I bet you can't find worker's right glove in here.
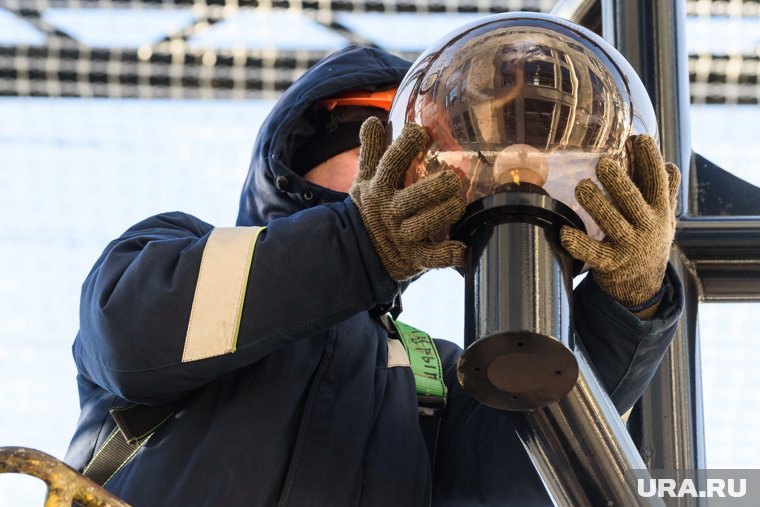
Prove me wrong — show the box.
[560,135,680,316]
[349,117,467,281]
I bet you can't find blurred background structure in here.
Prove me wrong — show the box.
[1,0,759,503]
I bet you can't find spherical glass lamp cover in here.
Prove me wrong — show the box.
[390,12,658,241]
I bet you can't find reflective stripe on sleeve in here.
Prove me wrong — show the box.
[182,226,264,363]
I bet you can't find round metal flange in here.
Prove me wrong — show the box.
[457,331,579,411]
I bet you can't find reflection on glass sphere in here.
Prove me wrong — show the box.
[390,12,658,241]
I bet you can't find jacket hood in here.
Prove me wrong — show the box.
[237,45,412,226]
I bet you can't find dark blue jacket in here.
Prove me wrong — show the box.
[65,45,684,506]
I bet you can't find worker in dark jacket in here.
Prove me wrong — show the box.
[65,45,683,506]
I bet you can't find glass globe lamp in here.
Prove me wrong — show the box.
[389,12,658,242]
[388,12,659,411]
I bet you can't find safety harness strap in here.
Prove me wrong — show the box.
[83,399,183,486]
[390,319,447,411]
[83,428,151,487]
[84,318,447,486]
[386,317,447,467]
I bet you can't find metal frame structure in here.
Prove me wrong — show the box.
[1,1,759,102]
[555,0,760,504]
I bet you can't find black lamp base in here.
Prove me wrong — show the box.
[453,189,586,411]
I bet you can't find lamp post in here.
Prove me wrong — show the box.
[389,12,669,505]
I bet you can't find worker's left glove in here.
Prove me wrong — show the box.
[349,117,467,281]
[559,135,681,312]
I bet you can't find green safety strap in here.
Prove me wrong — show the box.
[391,319,447,410]
[389,318,447,465]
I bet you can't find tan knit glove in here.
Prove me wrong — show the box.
[350,117,467,281]
[560,135,681,313]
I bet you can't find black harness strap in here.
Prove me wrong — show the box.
[83,314,446,484]
[83,400,182,486]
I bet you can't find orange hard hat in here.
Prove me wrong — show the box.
[319,88,397,112]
